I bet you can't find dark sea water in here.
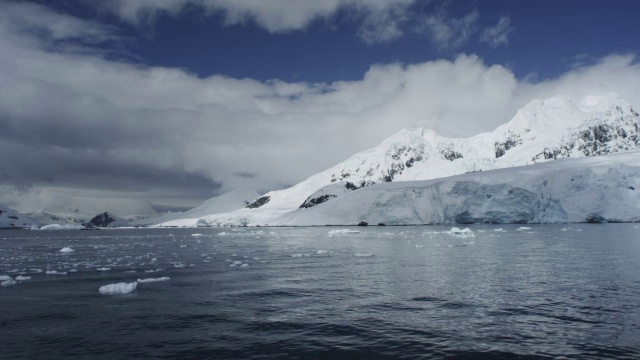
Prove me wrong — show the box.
[1,225,639,359]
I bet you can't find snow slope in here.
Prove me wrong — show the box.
[159,93,640,227]
[0,203,38,229]
[144,189,259,227]
[272,150,640,225]
[248,93,640,211]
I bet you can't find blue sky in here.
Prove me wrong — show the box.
[0,0,639,213]
[29,0,640,82]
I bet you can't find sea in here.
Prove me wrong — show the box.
[1,224,639,359]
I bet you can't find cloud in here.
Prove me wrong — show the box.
[417,7,479,49]
[480,16,514,48]
[105,0,416,42]
[0,1,117,44]
[1,2,640,213]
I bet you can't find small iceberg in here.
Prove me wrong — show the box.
[191,233,204,237]
[40,224,84,230]
[137,277,170,283]
[328,229,360,236]
[96,267,111,271]
[45,270,67,275]
[99,282,137,295]
[517,227,532,231]
[0,275,12,281]
[59,247,75,253]
[1,279,17,287]
[15,276,31,281]
[445,227,475,238]
[354,253,374,257]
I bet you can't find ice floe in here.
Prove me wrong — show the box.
[46,270,67,275]
[137,277,170,283]
[15,276,31,281]
[354,253,374,257]
[444,227,475,238]
[0,275,11,281]
[1,279,17,287]
[328,229,360,236]
[99,282,137,295]
[59,247,75,253]
[39,224,84,230]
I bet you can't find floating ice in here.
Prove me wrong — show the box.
[98,282,137,295]
[145,269,163,273]
[46,270,67,275]
[96,267,111,271]
[15,276,31,281]
[445,227,475,238]
[191,234,204,237]
[415,244,425,248]
[1,279,17,287]
[40,224,84,230]
[316,250,329,254]
[59,247,75,253]
[493,228,506,232]
[0,275,11,281]
[217,232,229,236]
[69,269,79,273]
[241,263,249,268]
[137,277,170,283]
[354,253,374,257]
[290,253,312,258]
[230,261,243,267]
[328,229,360,235]
[517,227,532,230]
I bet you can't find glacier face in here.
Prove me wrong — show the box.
[270,150,640,226]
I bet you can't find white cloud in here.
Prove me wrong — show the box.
[0,2,117,44]
[1,2,640,211]
[418,7,479,49]
[480,16,514,48]
[106,0,416,43]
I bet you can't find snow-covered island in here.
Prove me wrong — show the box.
[156,93,640,227]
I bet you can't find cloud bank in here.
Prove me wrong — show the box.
[0,2,639,213]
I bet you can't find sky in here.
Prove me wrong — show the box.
[1,0,640,216]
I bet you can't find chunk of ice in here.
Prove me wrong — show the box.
[328,229,360,235]
[46,270,67,275]
[1,279,17,287]
[445,227,475,238]
[98,282,137,295]
[59,247,75,253]
[15,276,31,281]
[137,277,170,283]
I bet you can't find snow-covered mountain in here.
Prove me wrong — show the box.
[249,93,639,210]
[139,189,258,226]
[158,93,640,227]
[0,203,38,229]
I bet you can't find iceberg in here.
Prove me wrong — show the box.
[98,282,137,295]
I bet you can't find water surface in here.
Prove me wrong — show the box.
[1,225,639,359]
